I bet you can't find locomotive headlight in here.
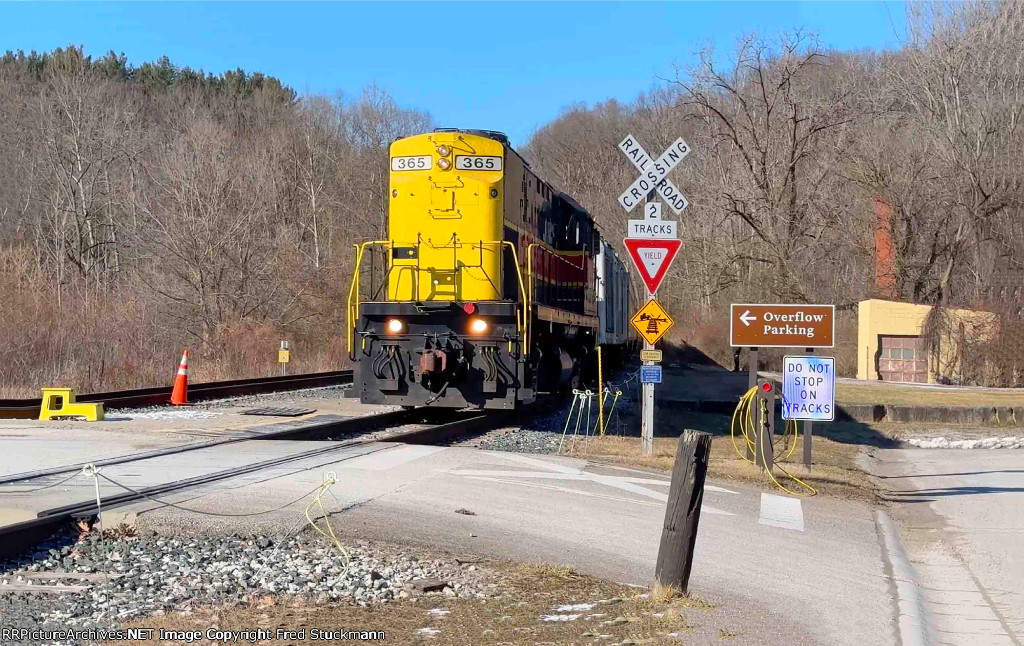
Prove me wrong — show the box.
[385,318,405,334]
[469,317,488,334]
[437,145,451,157]
[437,157,452,171]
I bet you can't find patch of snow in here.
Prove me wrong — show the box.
[539,613,582,622]
[426,609,450,616]
[121,410,224,421]
[416,627,441,635]
[905,435,1022,450]
[554,602,596,612]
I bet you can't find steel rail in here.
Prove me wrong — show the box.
[0,370,354,419]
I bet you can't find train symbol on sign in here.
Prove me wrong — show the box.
[639,312,669,334]
[630,299,675,345]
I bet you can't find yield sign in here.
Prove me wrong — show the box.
[623,238,682,294]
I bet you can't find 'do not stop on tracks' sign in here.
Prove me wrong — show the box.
[730,304,835,348]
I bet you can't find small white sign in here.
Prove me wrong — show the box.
[646,202,662,220]
[782,356,836,421]
[628,219,677,239]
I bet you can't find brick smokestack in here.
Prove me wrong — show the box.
[874,197,897,299]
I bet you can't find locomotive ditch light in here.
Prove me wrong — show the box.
[469,317,488,334]
[385,318,405,334]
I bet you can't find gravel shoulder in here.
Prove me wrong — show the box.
[2,525,729,646]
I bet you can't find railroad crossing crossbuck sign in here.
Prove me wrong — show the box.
[618,133,689,295]
[631,299,675,345]
[618,135,690,214]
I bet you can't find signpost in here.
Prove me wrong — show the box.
[630,299,675,346]
[782,353,835,468]
[623,239,682,295]
[640,349,663,362]
[618,133,690,455]
[730,303,836,468]
[782,356,836,422]
[729,304,835,348]
[640,365,663,384]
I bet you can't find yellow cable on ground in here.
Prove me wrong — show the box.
[730,386,816,496]
[304,471,350,575]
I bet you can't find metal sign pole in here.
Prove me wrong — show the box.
[640,186,656,457]
[803,347,814,468]
[618,133,690,458]
[642,334,655,455]
[746,347,758,460]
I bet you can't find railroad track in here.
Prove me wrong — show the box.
[0,370,354,419]
[0,404,524,557]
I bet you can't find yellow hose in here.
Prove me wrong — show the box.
[731,386,816,496]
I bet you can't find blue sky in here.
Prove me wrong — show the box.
[1,2,906,146]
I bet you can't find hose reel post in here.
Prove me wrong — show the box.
[755,379,776,471]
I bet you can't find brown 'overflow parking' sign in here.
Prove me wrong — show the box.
[730,304,835,348]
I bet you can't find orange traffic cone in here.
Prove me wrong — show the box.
[170,350,190,405]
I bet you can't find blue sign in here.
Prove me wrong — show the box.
[640,365,663,384]
[782,356,835,421]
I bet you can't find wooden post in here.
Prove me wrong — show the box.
[654,429,712,594]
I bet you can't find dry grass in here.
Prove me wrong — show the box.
[567,433,877,501]
[111,563,727,645]
[835,381,1024,407]
[0,252,347,398]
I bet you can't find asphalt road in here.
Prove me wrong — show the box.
[72,441,902,646]
[871,448,1024,645]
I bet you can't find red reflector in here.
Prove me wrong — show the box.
[463,302,477,315]
[762,382,772,392]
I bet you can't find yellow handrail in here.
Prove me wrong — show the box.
[346,240,391,356]
[502,241,529,352]
[346,239,529,356]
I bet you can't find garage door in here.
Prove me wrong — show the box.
[878,336,927,383]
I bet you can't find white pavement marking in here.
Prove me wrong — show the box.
[337,444,445,471]
[758,493,805,532]
[455,453,737,517]
[464,476,734,516]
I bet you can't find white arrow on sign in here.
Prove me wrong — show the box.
[740,310,757,326]
[618,134,690,214]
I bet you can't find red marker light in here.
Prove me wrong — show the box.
[463,302,477,315]
[762,382,772,392]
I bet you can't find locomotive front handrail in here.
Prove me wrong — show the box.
[346,239,528,358]
[347,239,392,357]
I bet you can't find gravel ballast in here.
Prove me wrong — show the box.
[0,529,486,641]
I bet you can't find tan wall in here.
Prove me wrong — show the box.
[857,299,934,381]
[857,299,996,382]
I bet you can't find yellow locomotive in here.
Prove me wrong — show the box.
[348,129,630,409]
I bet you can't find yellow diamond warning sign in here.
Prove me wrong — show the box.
[630,299,674,345]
